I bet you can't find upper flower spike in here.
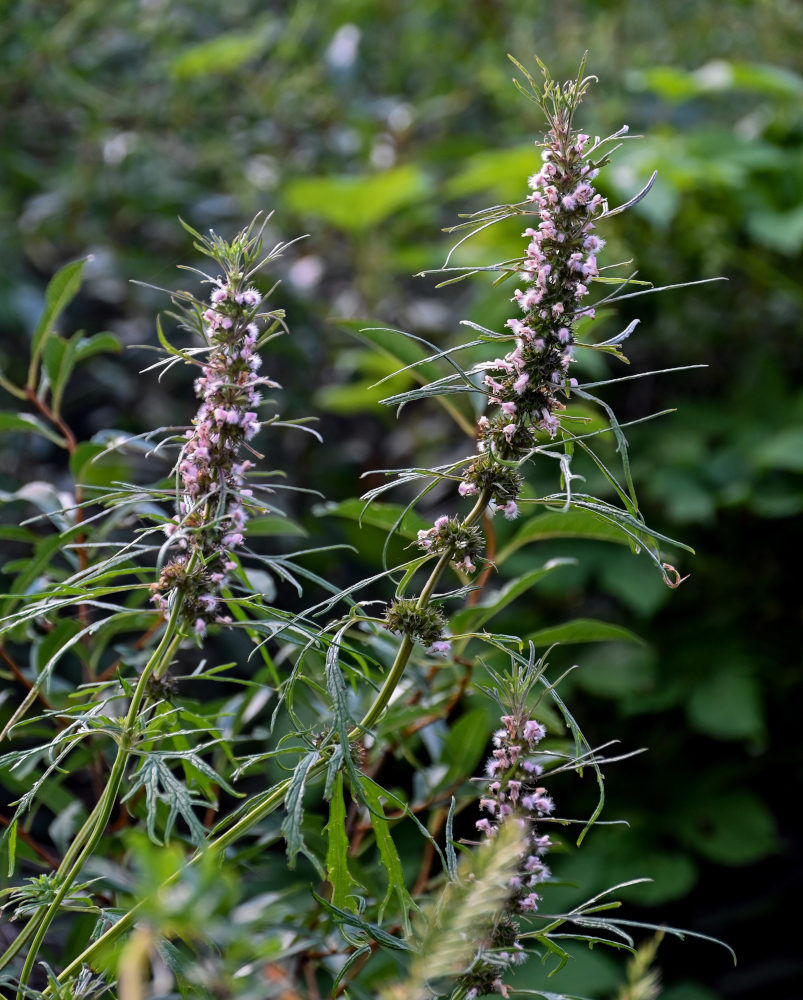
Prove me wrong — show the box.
[151,218,291,636]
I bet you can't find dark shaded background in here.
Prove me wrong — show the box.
[1,2,801,998]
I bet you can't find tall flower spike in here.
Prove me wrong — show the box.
[460,59,609,499]
[150,219,290,636]
[458,710,554,998]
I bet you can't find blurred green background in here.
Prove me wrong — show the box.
[1,1,801,997]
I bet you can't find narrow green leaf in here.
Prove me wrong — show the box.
[28,257,89,387]
[444,797,458,882]
[155,314,188,359]
[349,325,476,434]
[325,771,360,913]
[43,330,86,415]
[360,777,415,932]
[42,334,67,391]
[7,819,17,877]
[439,709,489,786]
[311,890,413,951]
[527,619,645,647]
[332,944,372,991]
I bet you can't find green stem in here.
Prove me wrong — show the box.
[53,775,296,989]
[53,489,494,989]
[354,486,492,735]
[13,604,183,996]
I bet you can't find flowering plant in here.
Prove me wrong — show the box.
[0,57,730,1000]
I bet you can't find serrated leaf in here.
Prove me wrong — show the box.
[123,755,210,846]
[527,619,645,648]
[324,626,365,795]
[360,777,415,933]
[29,257,88,387]
[325,771,361,913]
[280,750,321,870]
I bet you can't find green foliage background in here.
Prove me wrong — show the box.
[1,1,801,997]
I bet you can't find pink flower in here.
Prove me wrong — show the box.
[533,835,552,855]
[519,892,541,912]
[523,720,546,744]
[533,793,554,815]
